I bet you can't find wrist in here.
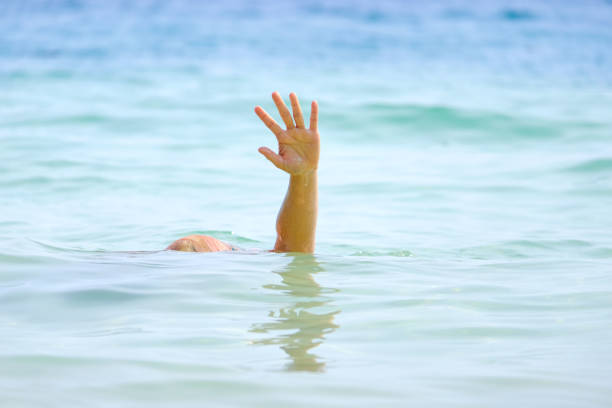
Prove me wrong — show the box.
[290,170,317,188]
[290,168,317,179]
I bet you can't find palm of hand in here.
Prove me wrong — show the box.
[276,128,320,175]
[255,92,319,176]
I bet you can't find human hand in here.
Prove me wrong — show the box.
[255,92,319,176]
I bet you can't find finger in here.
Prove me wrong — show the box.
[309,100,318,131]
[258,147,284,170]
[272,92,295,129]
[255,106,283,136]
[289,92,305,128]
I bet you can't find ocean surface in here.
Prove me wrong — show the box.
[1,0,612,406]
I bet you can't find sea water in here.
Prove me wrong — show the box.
[1,0,612,406]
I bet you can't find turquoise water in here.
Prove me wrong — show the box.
[2,1,612,406]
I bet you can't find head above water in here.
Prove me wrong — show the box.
[166,235,233,252]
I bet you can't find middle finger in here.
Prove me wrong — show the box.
[272,92,295,129]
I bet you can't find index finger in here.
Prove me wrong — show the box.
[255,106,283,136]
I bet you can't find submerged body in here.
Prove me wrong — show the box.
[167,92,320,253]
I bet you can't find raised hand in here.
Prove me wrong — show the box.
[255,92,319,176]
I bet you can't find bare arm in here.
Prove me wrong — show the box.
[255,92,320,253]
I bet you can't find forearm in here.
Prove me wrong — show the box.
[274,172,318,253]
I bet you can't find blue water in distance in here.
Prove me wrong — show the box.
[1,1,612,407]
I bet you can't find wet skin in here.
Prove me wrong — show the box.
[166,234,233,252]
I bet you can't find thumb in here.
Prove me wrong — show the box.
[258,147,284,170]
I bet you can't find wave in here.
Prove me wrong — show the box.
[565,158,612,173]
[440,7,538,22]
[499,8,537,21]
[28,239,104,254]
[350,250,412,257]
[0,252,64,265]
[328,103,607,144]
[457,239,612,260]
[0,175,113,187]
[25,234,259,259]
[0,114,159,134]
[62,288,153,304]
